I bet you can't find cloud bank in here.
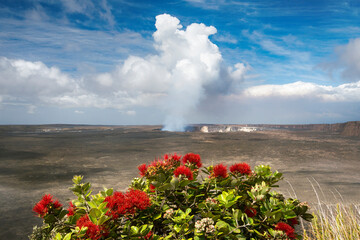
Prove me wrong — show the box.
[242,80,360,102]
[0,14,247,130]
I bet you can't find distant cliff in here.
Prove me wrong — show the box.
[261,121,360,137]
[341,121,360,136]
[190,121,360,137]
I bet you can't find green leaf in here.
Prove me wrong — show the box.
[158,173,166,182]
[233,209,240,220]
[140,225,149,235]
[63,233,72,240]
[58,209,68,219]
[106,188,113,196]
[82,182,91,192]
[158,183,172,191]
[89,208,102,219]
[153,213,162,220]
[302,213,314,221]
[88,214,97,224]
[72,175,83,184]
[170,177,179,188]
[197,203,206,209]
[216,220,229,231]
[44,214,56,224]
[97,215,109,225]
[86,190,93,197]
[179,179,191,187]
[130,226,139,235]
[174,224,181,233]
[55,233,62,240]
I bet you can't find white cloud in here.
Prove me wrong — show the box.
[334,38,360,81]
[0,57,76,100]
[86,14,247,131]
[319,38,360,83]
[242,80,360,102]
[0,14,247,130]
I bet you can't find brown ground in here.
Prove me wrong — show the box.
[0,125,359,239]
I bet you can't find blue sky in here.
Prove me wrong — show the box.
[0,0,359,129]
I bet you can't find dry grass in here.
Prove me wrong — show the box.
[303,203,360,240]
[299,179,360,240]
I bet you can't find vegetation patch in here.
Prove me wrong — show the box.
[30,153,313,239]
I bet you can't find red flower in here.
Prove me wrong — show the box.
[245,207,257,218]
[164,153,182,167]
[182,153,202,168]
[33,202,48,217]
[67,202,76,216]
[105,191,131,218]
[138,164,148,177]
[105,192,130,217]
[174,166,193,180]
[144,231,153,239]
[53,200,62,209]
[33,194,62,217]
[212,164,228,178]
[126,189,152,211]
[230,163,251,175]
[76,214,106,240]
[275,222,296,239]
[169,153,181,162]
[40,194,53,206]
[149,184,156,192]
[105,190,151,219]
[288,217,299,226]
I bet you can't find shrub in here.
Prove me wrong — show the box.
[30,153,313,239]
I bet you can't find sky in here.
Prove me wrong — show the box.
[0,0,359,130]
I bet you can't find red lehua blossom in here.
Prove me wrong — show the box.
[164,153,182,166]
[53,200,62,209]
[160,153,181,170]
[144,231,153,239]
[33,202,48,217]
[105,191,131,218]
[229,163,252,175]
[149,184,156,192]
[105,190,151,218]
[213,164,228,178]
[126,189,152,211]
[67,202,76,216]
[33,194,62,217]
[149,159,167,168]
[288,217,299,226]
[168,153,181,162]
[182,153,202,168]
[138,164,148,177]
[275,222,296,239]
[244,207,257,218]
[40,194,53,206]
[174,166,193,180]
[146,159,168,176]
[76,214,105,240]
